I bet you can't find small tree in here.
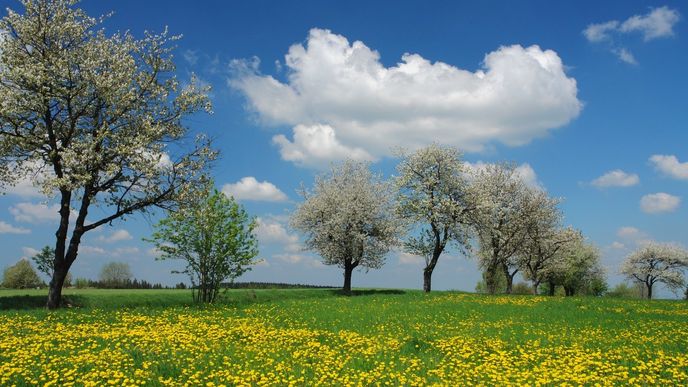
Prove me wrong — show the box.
[31,245,72,286]
[2,259,43,288]
[620,242,688,299]
[99,262,132,288]
[0,0,214,309]
[148,188,259,303]
[291,160,400,295]
[395,144,474,292]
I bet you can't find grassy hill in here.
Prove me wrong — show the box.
[1,288,686,385]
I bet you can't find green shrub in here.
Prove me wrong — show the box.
[2,259,43,289]
[606,282,643,299]
[75,278,90,289]
[512,282,534,295]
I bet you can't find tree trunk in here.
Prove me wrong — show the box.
[423,268,433,292]
[548,280,556,296]
[343,266,353,295]
[532,280,540,295]
[646,283,653,300]
[47,190,73,309]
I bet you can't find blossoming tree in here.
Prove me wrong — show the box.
[621,242,688,299]
[291,160,399,295]
[0,0,214,308]
[395,144,474,292]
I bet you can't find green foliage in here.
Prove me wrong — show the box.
[2,260,43,289]
[148,187,259,303]
[31,246,54,279]
[606,283,643,299]
[74,278,90,289]
[511,282,533,295]
[475,269,507,294]
[99,262,133,288]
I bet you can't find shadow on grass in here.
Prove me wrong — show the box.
[0,295,86,310]
[328,289,407,297]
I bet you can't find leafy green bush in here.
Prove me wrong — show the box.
[2,259,43,289]
[512,282,534,295]
[606,283,642,299]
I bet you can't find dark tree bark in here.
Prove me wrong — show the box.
[548,280,556,296]
[646,282,653,300]
[342,259,359,295]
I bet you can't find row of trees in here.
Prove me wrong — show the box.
[291,146,688,299]
[291,145,605,295]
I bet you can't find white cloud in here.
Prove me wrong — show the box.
[591,169,639,188]
[0,221,31,234]
[9,202,60,223]
[222,177,288,202]
[640,192,680,214]
[465,161,543,189]
[398,252,424,265]
[583,7,680,64]
[583,21,620,42]
[79,245,106,255]
[273,124,375,167]
[183,49,199,66]
[255,217,299,249]
[98,229,133,243]
[112,247,140,257]
[620,6,681,41]
[273,253,323,268]
[649,154,688,180]
[21,247,40,260]
[610,241,625,249]
[617,226,642,239]
[613,48,637,65]
[230,29,581,166]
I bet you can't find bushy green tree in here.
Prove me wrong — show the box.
[2,259,43,288]
[148,187,259,303]
[99,262,133,288]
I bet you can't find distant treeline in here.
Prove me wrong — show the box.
[221,282,337,289]
[73,278,184,290]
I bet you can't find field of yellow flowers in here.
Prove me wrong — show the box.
[0,289,686,386]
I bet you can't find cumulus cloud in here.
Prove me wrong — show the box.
[649,154,688,180]
[230,28,581,166]
[591,169,639,188]
[255,217,300,252]
[640,192,680,214]
[583,6,680,64]
[273,124,375,168]
[222,177,288,202]
[20,246,40,260]
[0,221,30,234]
[9,202,60,223]
[79,245,106,255]
[98,229,133,243]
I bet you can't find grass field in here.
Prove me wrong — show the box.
[1,288,686,386]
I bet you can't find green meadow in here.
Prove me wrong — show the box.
[1,288,686,386]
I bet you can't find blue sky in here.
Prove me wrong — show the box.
[1,0,687,297]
